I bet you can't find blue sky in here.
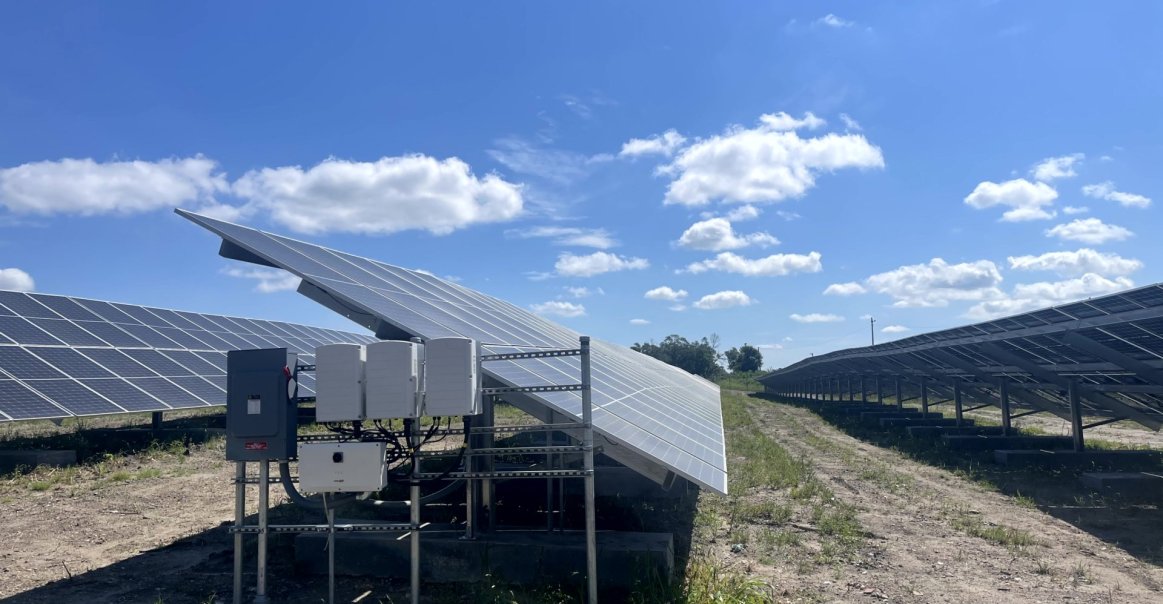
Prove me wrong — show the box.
[1,2,1161,369]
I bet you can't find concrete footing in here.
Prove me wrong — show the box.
[294,530,674,589]
[1080,472,1163,498]
[0,450,77,473]
[994,449,1163,467]
[881,417,972,428]
[941,435,1074,451]
[907,426,1006,438]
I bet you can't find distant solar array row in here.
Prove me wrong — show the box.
[179,209,728,494]
[760,284,1163,430]
[0,290,377,422]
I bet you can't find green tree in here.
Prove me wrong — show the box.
[631,334,724,380]
[724,343,763,373]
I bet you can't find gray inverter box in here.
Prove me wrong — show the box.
[365,340,422,419]
[315,344,366,422]
[424,337,480,416]
[226,348,296,461]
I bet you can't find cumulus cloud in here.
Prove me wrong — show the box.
[233,155,523,235]
[530,300,586,318]
[694,290,755,310]
[1008,248,1141,277]
[967,274,1135,320]
[1062,206,1089,215]
[554,251,649,277]
[676,217,778,251]
[629,318,650,325]
[864,258,1005,307]
[823,282,867,296]
[964,178,1058,221]
[881,325,909,334]
[1030,153,1084,182]
[725,205,761,221]
[507,225,617,249]
[816,14,854,28]
[683,251,823,276]
[0,268,34,292]
[1081,181,1151,208]
[0,156,229,216]
[657,113,884,206]
[619,130,688,158]
[758,111,826,131]
[221,266,301,293]
[644,286,688,301]
[1045,218,1132,245]
[790,313,844,323]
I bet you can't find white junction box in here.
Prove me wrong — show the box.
[365,340,423,419]
[298,441,387,493]
[315,344,366,422]
[424,337,480,416]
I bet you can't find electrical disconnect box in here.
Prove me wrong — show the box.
[226,348,297,461]
[365,340,422,419]
[424,337,480,416]
[316,343,366,422]
[298,441,387,493]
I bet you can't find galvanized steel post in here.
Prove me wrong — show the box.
[895,376,903,410]
[1069,380,1085,452]
[999,380,1012,436]
[920,380,929,415]
[580,336,598,604]
[255,461,269,604]
[410,418,421,604]
[954,380,964,426]
[233,461,245,604]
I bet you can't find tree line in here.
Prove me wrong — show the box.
[630,334,763,380]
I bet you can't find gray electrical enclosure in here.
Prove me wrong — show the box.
[226,348,297,461]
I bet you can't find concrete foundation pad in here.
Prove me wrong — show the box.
[942,435,1073,451]
[880,417,969,428]
[0,450,77,473]
[907,426,1005,438]
[995,449,1163,467]
[295,530,674,589]
[1080,472,1163,498]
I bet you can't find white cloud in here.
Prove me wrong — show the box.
[775,210,802,221]
[1008,248,1142,277]
[564,286,603,298]
[864,258,1005,307]
[1030,153,1084,182]
[221,266,301,293]
[839,114,862,131]
[725,205,761,221]
[554,251,649,277]
[658,113,884,206]
[486,137,605,184]
[967,274,1135,320]
[756,343,784,350]
[669,304,687,312]
[790,313,844,323]
[644,286,688,301]
[1062,206,1089,215]
[629,318,650,325]
[683,251,823,277]
[0,156,229,216]
[881,325,909,334]
[816,14,854,28]
[964,178,1058,222]
[676,217,778,251]
[233,155,523,235]
[619,130,688,158]
[694,290,755,310]
[823,282,867,296]
[757,111,826,131]
[1081,181,1151,208]
[530,300,586,318]
[0,268,34,292]
[507,225,617,249]
[1044,218,1132,245]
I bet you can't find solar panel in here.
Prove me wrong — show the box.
[179,209,728,494]
[0,290,376,421]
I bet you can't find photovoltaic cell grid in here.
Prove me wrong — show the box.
[760,284,1163,430]
[0,290,377,422]
[178,210,728,494]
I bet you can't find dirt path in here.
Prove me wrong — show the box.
[742,397,1163,603]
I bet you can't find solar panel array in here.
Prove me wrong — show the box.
[0,290,377,422]
[760,284,1163,430]
[178,209,728,494]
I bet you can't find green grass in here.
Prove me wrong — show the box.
[946,506,1038,552]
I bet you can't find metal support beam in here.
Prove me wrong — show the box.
[876,375,883,403]
[1000,379,1011,436]
[255,461,269,604]
[1069,380,1085,452]
[580,336,598,604]
[895,376,903,410]
[920,380,929,414]
[954,380,964,426]
[151,411,163,432]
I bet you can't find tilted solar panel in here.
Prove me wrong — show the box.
[0,290,377,422]
[177,209,728,494]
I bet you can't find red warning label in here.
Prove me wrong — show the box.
[244,441,269,451]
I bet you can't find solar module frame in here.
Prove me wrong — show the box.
[0,290,377,422]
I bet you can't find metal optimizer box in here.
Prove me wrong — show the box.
[298,441,387,493]
[365,340,422,419]
[315,343,366,422]
[424,337,480,416]
[226,348,297,461]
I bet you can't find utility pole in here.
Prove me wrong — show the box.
[870,316,876,346]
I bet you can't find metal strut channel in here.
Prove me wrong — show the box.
[481,349,582,362]
[416,445,587,457]
[481,384,583,395]
[415,469,591,480]
[231,523,420,534]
